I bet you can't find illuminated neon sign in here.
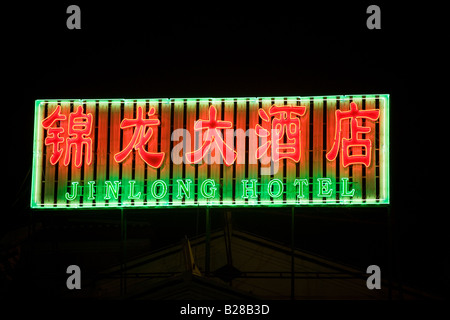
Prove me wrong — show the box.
[31,95,389,209]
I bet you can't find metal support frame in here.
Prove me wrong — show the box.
[291,207,295,300]
[387,206,392,300]
[96,205,398,300]
[224,211,233,267]
[120,208,127,296]
[387,205,402,300]
[205,206,211,276]
[98,271,368,280]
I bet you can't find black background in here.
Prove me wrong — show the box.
[2,0,448,309]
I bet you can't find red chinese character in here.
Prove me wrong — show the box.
[255,105,306,162]
[64,105,93,168]
[185,105,237,166]
[42,105,67,165]
[114,106,165,168]
[326,102,380,167]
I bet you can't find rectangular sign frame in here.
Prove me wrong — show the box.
[31,95,389,209]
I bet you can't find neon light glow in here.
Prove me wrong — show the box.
[104,181,121,200]
[41,104,94,168]
[127,180,142,200]
[294,179,309,199]
[326,102,380,167]
[340,178,356,197]
[176,179,193,200]
[31,95,389,209]
[200,179,217,199]
[64,105,93,168]
[59,178,360,203]
[317,178,333,197]
[256,105,307,162]
[42,105,67,165]
[267,178,283,198]
[185,105,237,166]
[87,181,95,200]
[150,180,168,200]
[65,182,79,201]
[114,106,165,168]
[241,179,258,199]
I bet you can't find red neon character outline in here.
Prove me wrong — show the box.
[255,104,307,162]
[64,105,93,168]
[185,105,237,166]
[42,105,67,165]
[114,106,165,168]
[326,101,380,167]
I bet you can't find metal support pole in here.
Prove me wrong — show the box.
[27,209,34,268]
[387,206,392,300]
[120,208,127,296]
[194,205,200,262]
[291,206,295,300]
[205,206,211,276]
[394,207,403,300]
[224,211,233,266]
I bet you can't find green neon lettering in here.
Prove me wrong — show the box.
[200,179,217,199]
[317,178,332,197]
[151,180,167,200]
[128,180,141,200]
[104,181,121,200]
[87,181,95,200]
[294,178,309,199]
[177,179,192,200]
[241,179,258,199]
[268,178,283,198]
[340,178,355,197]
[65,182,79,201]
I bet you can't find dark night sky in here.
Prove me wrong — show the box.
[2,2,448,299]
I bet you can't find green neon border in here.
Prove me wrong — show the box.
[30,94,390,209]
[31,100,43,209]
